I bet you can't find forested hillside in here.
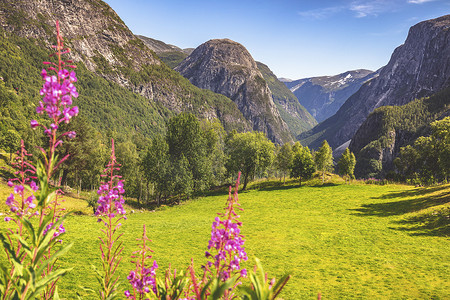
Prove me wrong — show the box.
[349,87,450,179]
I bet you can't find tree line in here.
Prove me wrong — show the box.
[4,110,447,207]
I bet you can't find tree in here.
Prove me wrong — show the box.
[276,143,293,183]
[1,129,20,162]
[314,140,333,184]
[168,154,194,203]
[167,113,211,192]
[337,148,356,183]
[200,119,227,186]
[116,140,140,198]
[225,131,275,190]
[290,143,315,186]
[431,117,450,182]
[395,117,450,184]
[57,117,107,190]
[142,135,169,205]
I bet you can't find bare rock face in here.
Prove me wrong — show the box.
[175,39,292,144]
[285,69,376,122]
[0,0,159,74]
[0,0,250,131]
[300,14,450,149]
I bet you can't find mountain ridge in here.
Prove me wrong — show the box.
[299,14,450,150]
[256,61,317,137]
[284,69,376,122]
[175,38,293,144]
[0,0,251,134]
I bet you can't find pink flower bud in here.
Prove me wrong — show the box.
[30,120,39,129]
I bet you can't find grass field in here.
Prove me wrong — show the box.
[0,177,449,299]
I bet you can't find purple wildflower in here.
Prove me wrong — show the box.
[5,140,38,218]
[125,225,158,299]
[205,172,248,282]
[95,139,126,218]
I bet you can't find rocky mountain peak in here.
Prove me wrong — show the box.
[0,0,160,74]
[0,0,251,132]
[285,69,376,122]
[176,39,292,143]
[300,14,450,149]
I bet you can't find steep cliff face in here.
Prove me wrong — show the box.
[299,15,450,150]
[0,0,159,74]
[349,86,450,178]
[0,0,250,132]
[175,39,292,143]
[256,62,317,137]
[284,69,375,122]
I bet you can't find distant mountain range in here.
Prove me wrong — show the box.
[283,69,377,122]
[0,0,448,179]
[299,14,450,152]
[138,36,317,141]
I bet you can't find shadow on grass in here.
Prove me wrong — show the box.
[391,207,450,237]
[374,185,448,200]
[352,188,449,217]
[309,182,340,188]
[352,185,450,237]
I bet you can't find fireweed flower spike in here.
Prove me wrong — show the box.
[5,140,38,220]
[0,20,75,300]
[125,225,158,299]
[33,20,78,181]
[95,138,127,300]
[203,172,247,297]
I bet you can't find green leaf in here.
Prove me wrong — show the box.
[0,233,23,277]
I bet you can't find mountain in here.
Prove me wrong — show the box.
[175,39,292,144]
[349,86,450,178]
[284,69,376,122]
[136,35,193,69]
[256,62,317,137]
[0,0,250,138]
[299,14,450,150]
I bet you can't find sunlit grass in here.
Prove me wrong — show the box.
[0,177,449,299]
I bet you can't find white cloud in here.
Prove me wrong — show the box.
[407,0,434,3]
[349,0,399,18]
[298,1,401,20]
[349,0,400,18]
[298,6,344,20]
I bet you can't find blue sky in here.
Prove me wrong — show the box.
[103,0,449,79]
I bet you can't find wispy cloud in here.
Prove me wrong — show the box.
[298,1,401,20]
[407,0,434,4]
[350,1,398,18]
[297,6,344,20]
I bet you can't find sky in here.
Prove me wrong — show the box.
[103,0,449,79]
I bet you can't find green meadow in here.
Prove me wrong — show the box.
[0,177,449,299]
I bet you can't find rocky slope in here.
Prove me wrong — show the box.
[349,86,450,178]
[175,39,292,143]
[284,69,376,122]
[0,0,250,133]
[256,62,317,137]
[299,14,450,150]
[137,35,193,68]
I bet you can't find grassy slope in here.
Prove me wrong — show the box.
[0,178,448,299]
[157,51,188,69]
